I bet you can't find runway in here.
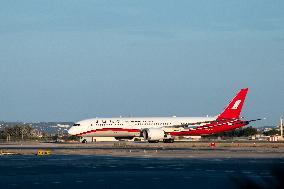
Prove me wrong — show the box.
[0,155,283,189]
[1,141,284,158]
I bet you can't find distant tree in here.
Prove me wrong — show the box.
[242,126,258,136]
[5,127,14,141]
[263,129,280,136]
[0,124,33,140]
[52,134,59,141]
[65,135,80,141]
[205,126,258,138]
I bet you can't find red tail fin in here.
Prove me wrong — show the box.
[217,88,248,119]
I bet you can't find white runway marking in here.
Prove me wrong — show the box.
[52,181,61,184]
[145,166,155,169]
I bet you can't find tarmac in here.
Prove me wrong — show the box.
[1,141,284,158]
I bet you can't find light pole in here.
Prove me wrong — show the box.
[280,116,283,139]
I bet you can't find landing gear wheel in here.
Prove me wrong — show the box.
[163,139,174,143]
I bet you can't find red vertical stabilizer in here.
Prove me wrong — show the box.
[217,88,248,119]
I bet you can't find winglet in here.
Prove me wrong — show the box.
[217,88,248,119]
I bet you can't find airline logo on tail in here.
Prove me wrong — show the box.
[232,100,242,109]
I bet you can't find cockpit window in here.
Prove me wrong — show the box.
[73,124,80,126]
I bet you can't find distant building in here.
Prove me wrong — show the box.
[263,127,273,132]
[267,135,279,142]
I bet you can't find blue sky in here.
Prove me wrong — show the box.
[0,0,283,125]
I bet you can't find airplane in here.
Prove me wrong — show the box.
[68,88,261,143]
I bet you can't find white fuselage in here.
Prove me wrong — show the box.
[68,116,216,137]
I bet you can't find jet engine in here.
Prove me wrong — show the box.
[142,128,165,143]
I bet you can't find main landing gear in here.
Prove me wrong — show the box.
[163,138,174,143]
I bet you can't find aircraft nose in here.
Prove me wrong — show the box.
[68,127,76,135]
